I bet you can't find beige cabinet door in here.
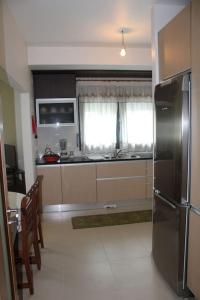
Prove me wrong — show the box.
[146,182,153,199]
[61,164,96,203]
[159,4,191,80]
[97,161,147,203]
[146,160,153,199]
[191,0,200,208]
[37,166,62,205]
[97,177,146,203]
[187,209,200,299]
[146,160,153,176]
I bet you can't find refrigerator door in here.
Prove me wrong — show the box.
[187,207,200,299]
[152,193,190,296]
[154,73,190,204]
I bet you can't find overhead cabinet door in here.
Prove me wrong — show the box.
[33,73,76,98]
[159,4,191,80]
[190,0,200,208]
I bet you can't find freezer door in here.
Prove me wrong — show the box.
[187,208,200,299]
[154,73,190,204]
[152,194,189,296]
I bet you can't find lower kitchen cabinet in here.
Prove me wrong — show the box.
[97,177,146,203]
[96,161,147,203]
[146,160,153,199]
[37,166,62,205]
[37,159,153,205]
[61,164,96,203]
[187,210,200,299]
[146,182,153,199]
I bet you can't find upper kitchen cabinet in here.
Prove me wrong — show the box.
[159,4,191,81]
[33,72,76,98]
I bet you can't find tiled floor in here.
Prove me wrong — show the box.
[24,209,182,300]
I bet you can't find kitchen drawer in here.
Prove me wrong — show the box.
[97,177,146,203]
[96,161,146,178]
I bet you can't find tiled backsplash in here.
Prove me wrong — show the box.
[36,126,80,157]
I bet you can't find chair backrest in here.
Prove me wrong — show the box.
[20,195,36,249]
[20,176,43,247]
[30,176,43,215]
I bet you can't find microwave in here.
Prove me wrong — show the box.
[36,98,76,127]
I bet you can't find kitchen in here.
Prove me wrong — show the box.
[34,71,153,211]
[0,0,200,300]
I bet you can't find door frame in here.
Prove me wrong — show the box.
[0,229,8,300]
[0,145,19,299]
[0,93,19,299]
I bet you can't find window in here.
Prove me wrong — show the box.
[80,101,117,152]
[78,81,153,153]
[120,100,153,151]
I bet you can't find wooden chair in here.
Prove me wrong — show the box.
[18,194,41,295]
[28,176,44,248]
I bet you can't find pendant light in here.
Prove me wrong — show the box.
[120,29,126,57]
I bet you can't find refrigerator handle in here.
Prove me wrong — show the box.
[154,190,176,210]
[191,206,200,216]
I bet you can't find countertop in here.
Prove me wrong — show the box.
[36,153,153,166]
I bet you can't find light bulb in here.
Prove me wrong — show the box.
[120,48,126,57]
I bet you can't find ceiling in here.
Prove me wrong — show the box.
[5,0,189,47]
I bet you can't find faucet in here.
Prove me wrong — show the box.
[112,149,123,158]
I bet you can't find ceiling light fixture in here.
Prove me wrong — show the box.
[120,29,126,57]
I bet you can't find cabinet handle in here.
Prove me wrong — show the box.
[191,206,200,216]
[154,191,176,210]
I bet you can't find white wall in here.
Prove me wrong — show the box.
[0,0,35,191]
[1,0,31,92]
[20,93,35,190]
[28,46,152,70]
[14,91,24,170]
[151,4,186,87]
[37,126,79,156]
[0,1,6,70]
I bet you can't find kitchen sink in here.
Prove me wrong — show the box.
[104,154,141,160]
[110,155,141,160]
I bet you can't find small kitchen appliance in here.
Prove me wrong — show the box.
[59,138,68,158]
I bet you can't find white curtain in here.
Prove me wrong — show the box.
[80,97,117,153]
[78,80,153,154]
[119,97,153,151]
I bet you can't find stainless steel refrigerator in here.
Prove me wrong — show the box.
[153,72,192,297]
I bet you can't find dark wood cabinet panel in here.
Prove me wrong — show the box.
[33,73,76,99]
